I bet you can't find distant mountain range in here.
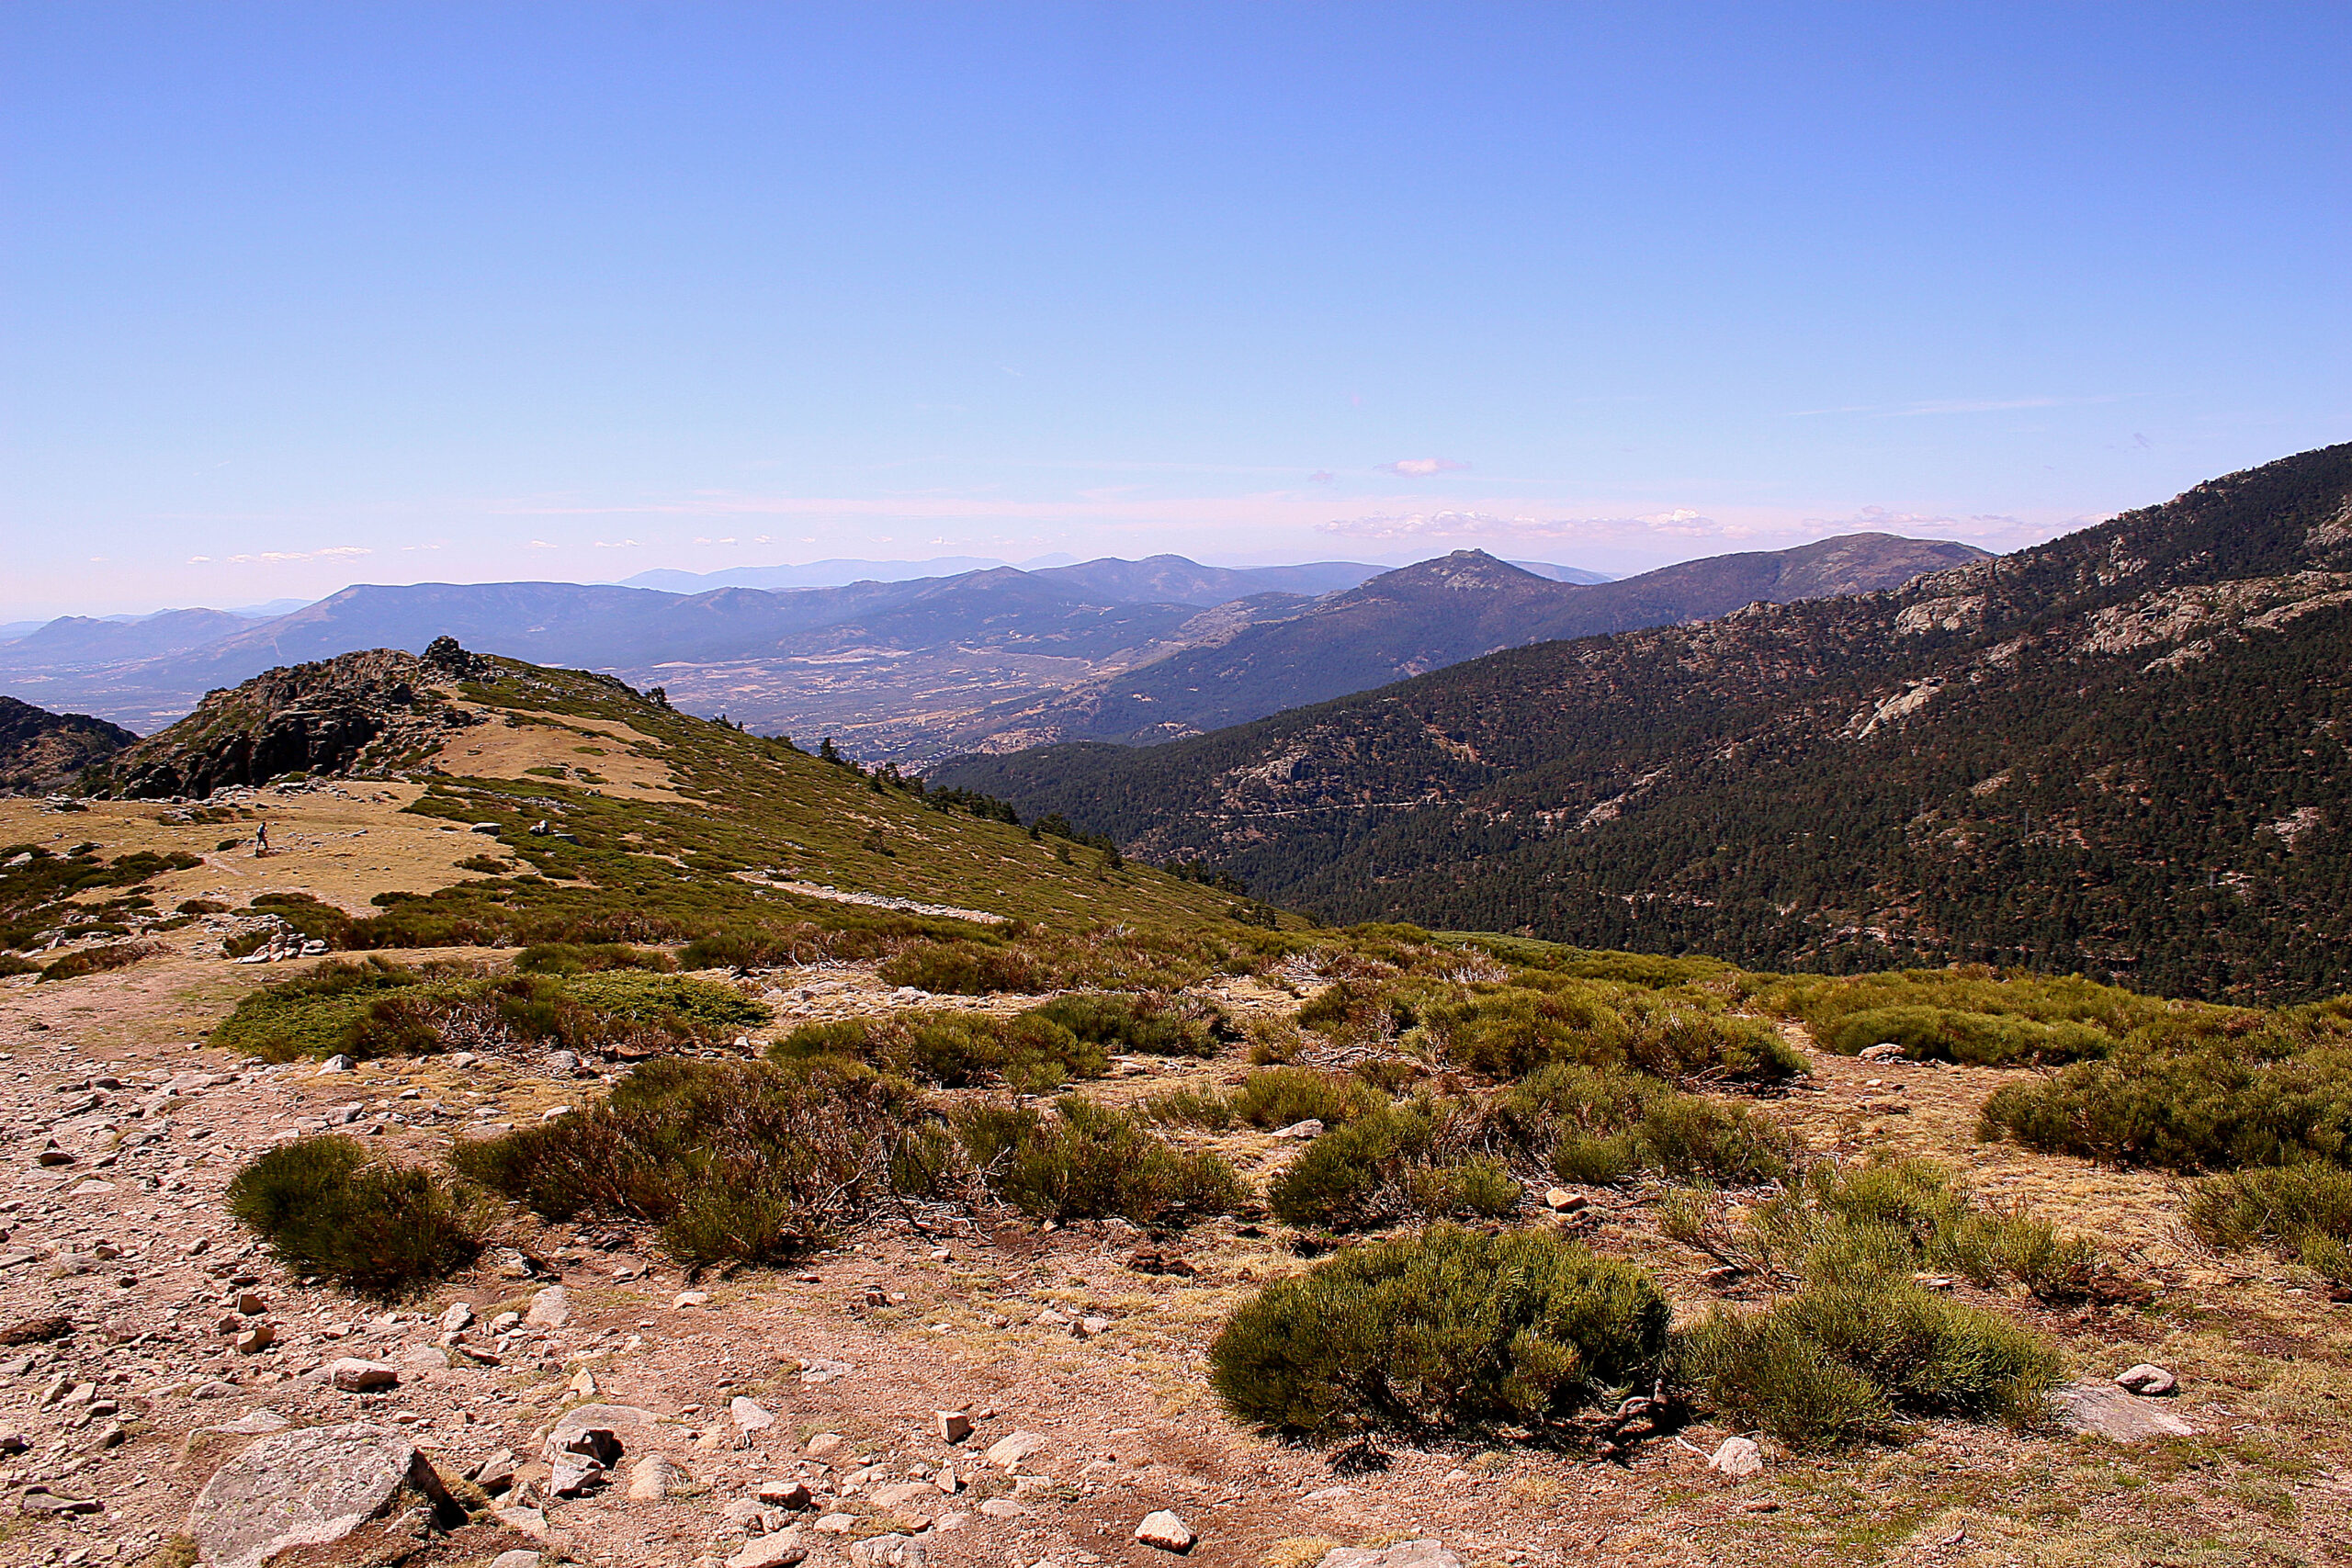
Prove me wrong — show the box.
[942,535,1984,752]
[933,442,2352,1004]
[0,538,1966,761]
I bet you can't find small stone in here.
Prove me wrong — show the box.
[235,1324,275,1354]
[978,1497,1024,1518]
[851,1534,926,1567]
[1708,1437,1765,1478]
[329,1359,399,1392]
[1135,1510,1194,1552]
[815,1512,859,1533]
[1072,1315,1111,1339]
[2116,1363,2177,1396]
[873,1481,942,1509]
[317,1055,356,1074]
[755,1478,815,1508]
[803,1430,842,1457]
[985,1429,1042,1470]
[1272,1119,1324,1140]
[236,1291,268,1314]
[402,1344,450,1369]
[936,1409,973,1443]
[492,1552,541,1568]
[526,1285,571,1328]
[629,1453,684,1501]
[2056,1379,2197,1440]
[674,1291,712,1309]
[1314,1543,1463,1568]
[496,1505,549,1539]
[440,1302,475,1334]
[569,1367,598,1397]
[1858,1043,1907,1063]
[1542,1188,1586,1213]
[471,1449,518,1492]
[18,1489,101,1515]
[731,1395,776,1438]
[728,1532,809,1568]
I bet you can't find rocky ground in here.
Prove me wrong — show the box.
[4,806,2352,1568]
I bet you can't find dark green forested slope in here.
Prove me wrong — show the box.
[935,442,2352,1003]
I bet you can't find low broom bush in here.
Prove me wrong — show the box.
[1209,1224,1672,1441]
[226,1136,481,1298]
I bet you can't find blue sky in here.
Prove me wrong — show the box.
[4,3,2348,619]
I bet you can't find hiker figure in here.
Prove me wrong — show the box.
[254,819,269,856]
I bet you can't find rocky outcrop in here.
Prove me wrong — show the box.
[105,642,485,798]
[0,696,136,795]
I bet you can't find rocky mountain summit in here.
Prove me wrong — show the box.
[106,637,490,799]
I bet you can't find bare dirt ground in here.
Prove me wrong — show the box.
[4,807,2351,1567]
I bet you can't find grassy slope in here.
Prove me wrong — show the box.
[398,656,1275,934]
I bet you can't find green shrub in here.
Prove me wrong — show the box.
[771,1010,1104,1092]
[1980,1029,2352,1172]
[1228,1066,1384,1128]
[1758,966,2172,1048]
[225,1136,481,1298]
[953,1097,1246,1225]
[1499,1063,1796,1187]
[1687,1273,2060,1449]
[1209,1224,1672,1441]
[878,940,1050,995]
[1667,1157,2098,1302]
[0,954,40,978]
[212,962,763,1063]
[1419,983,1804,1086]
[1631,1092,1797,1185]
[1023,991,1231,1057]
[514,942,675,976]
[1821,1005,2110,1066]
[2186,1164,2352,1285]
[1268,1103,1521,1229]
[1137,1084,1236,1131]
[454,1056,944,1264]
[38,940,161,982]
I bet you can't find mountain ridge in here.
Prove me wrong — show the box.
[932,442,2352,1003]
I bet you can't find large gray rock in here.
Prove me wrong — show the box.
[186,1422,458,1568]
[1317,1544,1464,1568]
[2054,1379,2198,1441]
[850,1534,926,1567]
[526,1284,571,1328]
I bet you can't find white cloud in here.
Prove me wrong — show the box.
[592,539,642,548]
[1377,457,1470,478]
[215,546,374,566]
[526,539,559,550]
